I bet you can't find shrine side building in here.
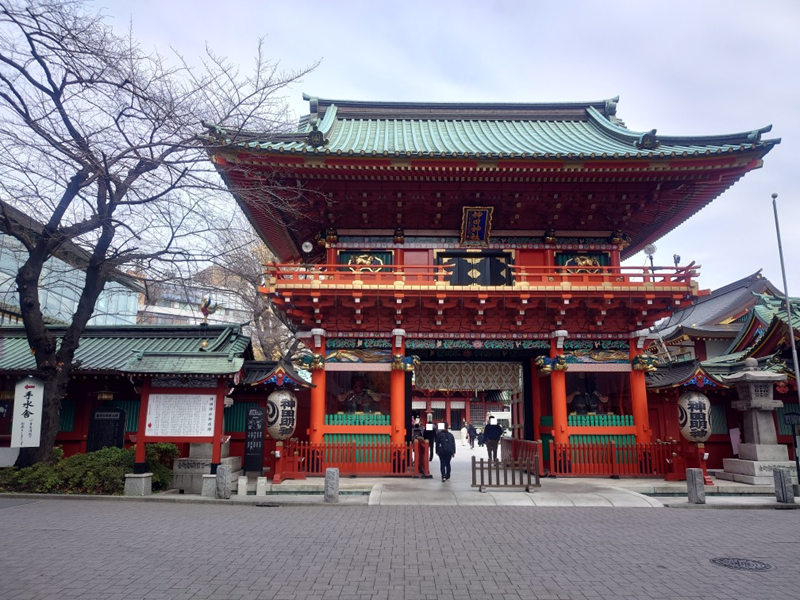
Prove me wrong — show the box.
[206,94,779,475]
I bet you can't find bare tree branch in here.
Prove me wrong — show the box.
[0,0,316,464]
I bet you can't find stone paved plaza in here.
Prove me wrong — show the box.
[1,497,799,600]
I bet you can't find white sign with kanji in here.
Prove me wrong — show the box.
[11,377,44,448]
[145,393,216,437]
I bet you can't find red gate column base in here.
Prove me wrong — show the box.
[696,443,714,486]
[664,453,687,481]
[272,454,306,484]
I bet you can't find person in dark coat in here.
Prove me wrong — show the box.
[483,416,503,461]
[467,424,477,449]
[423,422,437,461]
[434,423,456,481]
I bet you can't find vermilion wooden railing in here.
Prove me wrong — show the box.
[293,440,430,477]
[548,440,682,478]
[264,263,699,289]
[500,438,545,477]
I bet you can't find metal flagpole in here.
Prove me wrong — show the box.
[771,193,800,407]
[771,193,800,490]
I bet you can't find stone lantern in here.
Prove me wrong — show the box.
[718,358,796,484]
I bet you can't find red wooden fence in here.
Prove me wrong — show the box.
[292,440,430,477]
[548,440,682,477]
[500,438,545,476]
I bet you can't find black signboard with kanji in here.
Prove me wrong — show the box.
[86,407,126,452]
[244,407,266,473]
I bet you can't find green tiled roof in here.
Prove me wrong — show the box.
[702,349,751,366]
[217,95,779,159]
[0,325,251,375]
[121,353,244,376]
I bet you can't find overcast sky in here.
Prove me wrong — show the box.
[97,0,800,295]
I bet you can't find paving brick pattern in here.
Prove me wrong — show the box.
[1,499,799,599]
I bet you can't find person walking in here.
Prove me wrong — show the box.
[483,416,503,462]
[460,423,469,447]
[423,422,437,462]
[435,423,456,481]
[468,424,477,449]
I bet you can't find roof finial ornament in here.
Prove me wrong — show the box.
[307,121,328,148]
[604,97,618,116]
[635,129,660,150]
[302,93,319,116]
[747,129,762,143]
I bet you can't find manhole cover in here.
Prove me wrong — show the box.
[710,558,773,572]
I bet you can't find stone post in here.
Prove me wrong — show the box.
[201,474,216,498]
[124,473,152,497]
[686,468,706,504]
[237,475,248,497]
[215,464,232,499]
[774,468,795,504]
[256,476,269,496]
[324,467,340,503]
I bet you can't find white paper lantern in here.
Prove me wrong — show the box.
[677,391,713,443]
[266,389,298,440]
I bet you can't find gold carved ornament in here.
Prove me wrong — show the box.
[563,255,602,274]
[347,253,385,273]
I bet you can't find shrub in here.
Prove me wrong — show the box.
[143,443,180,491]
[0,443,179,495]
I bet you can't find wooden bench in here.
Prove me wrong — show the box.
[471,456,541,492]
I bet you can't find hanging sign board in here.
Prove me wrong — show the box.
[146,393,216,437]
[244,407,266,473]
[11,377,44,448]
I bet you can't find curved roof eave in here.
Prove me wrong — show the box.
[586,106,781,148]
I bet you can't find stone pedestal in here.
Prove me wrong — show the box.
[172,442,242,494]
[256,477,269,496]
[738,443,789,461]
[124,473,152,497]
[718,441,796,485]
[718,458,798,485]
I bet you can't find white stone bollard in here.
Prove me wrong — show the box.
[237,475,248,497]
[256,476,269,496]
[324,468,340,503]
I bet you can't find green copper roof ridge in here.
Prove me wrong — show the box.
[303,92,618,112]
